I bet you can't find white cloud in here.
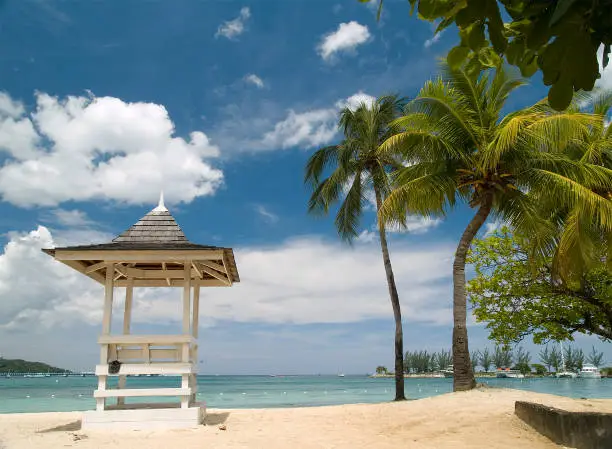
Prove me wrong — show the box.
[424,31,443,49]
[215,7,250,40]
[0,92,223,207]
[0,92,25,118]
[0,227,103,330]
[483,219,508,236]
[0,226,454,329]
[244,74,265,89]
[261,91,375,150]
[46,209,94,227]
[254,204,279,223]
[388,216,442,234]
[596,45,612,90]
[262,108,339,150]
[336,91,376,110]
[317,21,371,61]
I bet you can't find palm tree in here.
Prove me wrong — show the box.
[377,64,612,391]
[532,91,612,284]
[305,95,407,400]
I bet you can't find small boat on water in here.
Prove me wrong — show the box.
[495,368,525,379]
[556,371,577,378]
[578,364,601,379]
[440,365,454,378]
[556,342,577,378]
[337,373,345,377]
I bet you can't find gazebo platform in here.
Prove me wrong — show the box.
[83,402,205,430]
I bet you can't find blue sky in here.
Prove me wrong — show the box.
[0,0,610,374]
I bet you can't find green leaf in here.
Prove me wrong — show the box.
[505,39,525,65]
[478,47,501,68]
[548,77,574,111]
[519,52,538,77]
[435,16,455,34]
[550,0,578,25]
[484,0,506,53]
[408,0,417,15]
[467,22,486,51]
[447,45,470,69]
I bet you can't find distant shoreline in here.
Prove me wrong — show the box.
[369,373,528,379]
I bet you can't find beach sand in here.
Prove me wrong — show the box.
[1,388,611,449]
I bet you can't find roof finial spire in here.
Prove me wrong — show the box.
[153,191,168,212]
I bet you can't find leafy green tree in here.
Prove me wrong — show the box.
[468,228,612,343]
[470,350,480,371]
[531,364,547,376]
[493,346,513,369]
[376,366,388,375]
[361,0,612,110]
[587,346,605,367]
[515,346,531,374]
[435,349,452,371]
[539,346,552,372]
[404,351,413,374]
[306,95,407,400]
[377,63,611,390]
[479,347,493,372]
[550,346,562,372]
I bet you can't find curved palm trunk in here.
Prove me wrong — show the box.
[374,187,406,401]
[452,197,493,391]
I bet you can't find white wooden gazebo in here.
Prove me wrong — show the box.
[43,196,239,430]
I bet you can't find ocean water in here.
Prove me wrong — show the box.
[0,375,610,414]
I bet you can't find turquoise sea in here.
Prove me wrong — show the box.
[0,375,610,414]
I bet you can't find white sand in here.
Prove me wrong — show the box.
[1,388,611,449]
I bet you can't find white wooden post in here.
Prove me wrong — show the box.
[102,263,115,335]
[118,277,133,406]
[192,285,200,338]
[181,261,192,409]
[182,261,191,335]
[190,285,200,406]
[98,262,114,412]
[123,277,133,334]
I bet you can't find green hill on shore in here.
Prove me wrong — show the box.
[0,358,71,374]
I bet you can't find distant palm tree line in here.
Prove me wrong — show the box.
[305,61,612,394]
[393,345,606,375]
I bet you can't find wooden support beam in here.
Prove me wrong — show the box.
[199,260,226,274]
[221,256,232,286]
[85,261,107,274]
[182,261,191,334]
[62,260,106,284]
[123,277,134,335]
[192,285,200,339]
[197,263,230,286]
[114,264,129,277]
[191,262,203,279]
[114,279,227,287]
[162,262,170,286]
[54,249,225,262]
[125,268,200,279]
[101,263,114,335]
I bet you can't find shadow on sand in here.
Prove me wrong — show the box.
[205,412,230,426]
[38,421,82,433]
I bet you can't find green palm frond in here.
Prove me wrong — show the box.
[530,169,612,231]
[335,172,365,242]
[304,145,341,186]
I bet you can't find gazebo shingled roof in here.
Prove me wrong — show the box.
[42,195,240,286]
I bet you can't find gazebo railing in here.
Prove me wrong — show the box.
[95,334,198,411]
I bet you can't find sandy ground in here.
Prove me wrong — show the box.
[1,388,611,449]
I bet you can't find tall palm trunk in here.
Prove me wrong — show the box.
[452,196,493,391]
[374,187,406,401]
